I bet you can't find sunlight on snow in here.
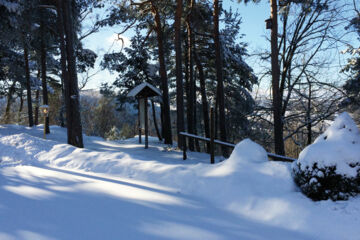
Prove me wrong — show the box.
[257,162,291,178]
[203,161,236,177]
[91,140,141,149]
[2,166,191,208]
[74,180,190,207]
[227,198,306,230]
[1,125,360,239]
[3,185,55,200]
[141,221,223,240]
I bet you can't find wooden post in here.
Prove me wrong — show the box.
[210,107,215,164]
[44,115,46,139]
[138,98,141,144]
[183,134,187,160]
[145,97,148,149]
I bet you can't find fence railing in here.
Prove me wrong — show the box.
[179,108,296,164]
[180,132,296,163]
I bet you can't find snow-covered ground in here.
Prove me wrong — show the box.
[0,125,359,240]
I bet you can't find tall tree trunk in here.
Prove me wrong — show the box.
[193,82,200,151]
[151,99,162,141]
[23,34,33,127]
[175,0,185,149]
[59,90,65,127]
[34,67,41,125]
[194,49,210,152]
[270,0,285,155]
[151,2,172,145]
[60,0,84,148]
[19,93,24,112]
[187,0,200,152]
[306,79,312,145]
[18,91,24,123]
[56,0,67,128]
[59,75,66,127]
[160,102,164,139]
[214,98,218,139]
[3,82,16,123]
[34,89,39,125]
[213,0,227,156]
[186,0,195,151]
[184,36,194,150]
[40,16,50,134]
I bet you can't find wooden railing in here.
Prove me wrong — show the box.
[180,132,296,163]
[179,108,296,164]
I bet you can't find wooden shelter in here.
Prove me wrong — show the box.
[127,82,162,149]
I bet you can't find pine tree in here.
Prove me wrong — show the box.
[56,0,84,148]
[175,0,185,149]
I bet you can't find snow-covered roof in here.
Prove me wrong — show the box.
[127,82,162,98]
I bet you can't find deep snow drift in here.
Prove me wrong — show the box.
[0,124,360,240]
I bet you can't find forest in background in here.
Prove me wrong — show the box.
[0,0,359,158]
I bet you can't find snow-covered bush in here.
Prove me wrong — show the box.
[104,124,134,141]
[292,112,360,201]
[105,126,122,141]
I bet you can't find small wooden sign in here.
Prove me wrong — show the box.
[139,98,145,129]
[128,82,162,149]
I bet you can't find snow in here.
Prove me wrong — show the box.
[80,89,102,99]
[127,82,162,97]
[0,124,360,239]
[295,112,360,177]
[0,0,21,14]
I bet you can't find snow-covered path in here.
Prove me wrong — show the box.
[1,125,360,240]
[0,165,312,240]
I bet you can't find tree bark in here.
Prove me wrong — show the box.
[270,0,285,155]
[34,89,39,125]
[59,91,66,127]
[56,0,67,128]
[3,81,16,123]
[151,1,172,145]
[151,99,162,141]
[184,36,194,150]
[160,102,164,139]
[40,15,50,134]
[175,0,184,149]
[23,35,34,127]
[19,94,24,112]
[60,0,84,148]
[213,0,227,156]
[193,80,200,151]
[18,91,24,123]
[194,49,210,152]
[214,97,218,139]
[34,66,41,125]
[186,0,195,151]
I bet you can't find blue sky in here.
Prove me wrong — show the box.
[81,1,270,90]
[80,1,357,91]
[228,0,269,50]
